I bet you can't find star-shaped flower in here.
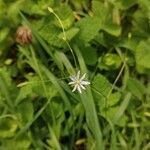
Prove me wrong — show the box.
[68,71,90,94]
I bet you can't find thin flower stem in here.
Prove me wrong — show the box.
[17,77,71,87]
[65,40,78,70]
[48,7,78,70]
[107,62,126,99]
[106,48,126,99]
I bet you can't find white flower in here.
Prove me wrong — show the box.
[68,71,90,94]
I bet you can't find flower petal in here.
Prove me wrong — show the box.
[81,80,90,85]
[70,76,76,81]
[80,84,86,90]
[80,73,86,81]
[68,81,75,85]
[72,84,78,92]
[77,86,82,93]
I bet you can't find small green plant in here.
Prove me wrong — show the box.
[0,0,150,150]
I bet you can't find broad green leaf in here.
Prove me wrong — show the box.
[92,0,106,18]
[112,93,131,124]
[112,0,137,10]
[136,40,150,69]
[92,0,121,36]
[0,67,18,107]
[0,67,11,87]
[0,0,6,18]
[38,0,54,10]
[117,36,139,52]
[92,73,112,112]
[0,27,9,42]
[93,73,112,99]
[132,7,150,38]
[127,77,146,99]
[108,92,121,107]
[58,27,79,41]
[16,101,34,125]
[0,117,18,138]
[136,64,150,74]
[7,0,24,24]
[80,46,97,65]
[39,24,65,48]
[2,134,31,150]
[54,4,74,29]
[102,23,121,37]
[104,106,128,126]
[76,16,102,44]
[21,0,49,15]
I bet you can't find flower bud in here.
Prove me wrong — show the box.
[16,26,32,45]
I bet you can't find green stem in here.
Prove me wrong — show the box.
[48,7,78,70]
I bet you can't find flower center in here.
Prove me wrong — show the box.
[76,80,80,85]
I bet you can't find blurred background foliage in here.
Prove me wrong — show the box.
[0,0,150,149]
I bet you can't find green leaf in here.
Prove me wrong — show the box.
[92,0,106,18]
[2,134,31,150]
[39,24,65,48]
[0,67,18,107]
[93,73,112,98]
[0,0,6,19]
[54,51,75,74]
[0,67,12,88]
[7,0,23,24]
[16,101,34,125]
[15,83,33,105]
[92,0,121,36]
[117,36,139,52]
[127,77,146,99]
[55,4,74,29]
[38,0,54,10]
[80,46,97,65]
[113,0,137,10]
[21,0,51,15]
[76,16,102,44]
[0,117,18,138]
[102,23,121,37]
[112,93,131,124]
[105,106,128,126]
[58,27,79,41]
[132,9,150,38]
[136,40,150,69]
[108,92,121,107]
[74,46,104,149]
[0,27,9,42]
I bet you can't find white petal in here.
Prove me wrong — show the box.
[80,84,86,90]
[72,84,78,92]
[68,81,75,85]
[77,86,82,93]
[80,73,86,81]
[70,75,76,81]
[81,80,90,85]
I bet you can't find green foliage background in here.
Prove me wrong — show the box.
[0,0,150,149]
